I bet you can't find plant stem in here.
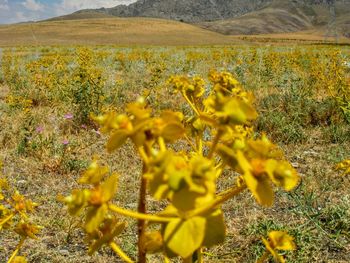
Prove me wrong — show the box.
[207,130,223,159]
[0,214,14,227]
[197,248,204,263]
[7,237,26,263]
[163,254,171,263]
[256,251,269,263]
[138,163,148,263]
[183,93,200,116]
[110,241,134,263]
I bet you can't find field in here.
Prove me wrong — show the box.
[0,44,350,263]
[0,18,238,46]
[0,18,349,47]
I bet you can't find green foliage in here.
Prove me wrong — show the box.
[72,48,105,124]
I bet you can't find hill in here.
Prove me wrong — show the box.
[77,0,273,23]
[44,11,116,22]
[197,0,350,36]
[0,17,238,46]
[68,0,350,37]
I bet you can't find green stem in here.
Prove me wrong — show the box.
[185,135,197,151]
[197,248,204,263]
[183,93,200,116]
[207,130,223,159]
[138,173,147,263]
[109,204,174,223]
[7,237,26,263]
[0,214,14,227]
[110,241,134,263]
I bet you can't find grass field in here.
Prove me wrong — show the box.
[0,43,350,262]
[0,18,238,46]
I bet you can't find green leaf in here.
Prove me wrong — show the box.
[107,130,128,152]
[164,216,206,258]
[202,209,226,247]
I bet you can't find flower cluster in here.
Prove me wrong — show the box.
[0,160,41,262]
[63,72,300,262]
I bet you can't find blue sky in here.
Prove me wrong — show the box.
[0,0,136,24]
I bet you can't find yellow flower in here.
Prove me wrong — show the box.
[237,152,274,206]
[93,100,185,152]
[88,216,126,255]
[335,159,350,176]
[0,178,8,200]
[91,112,132,134]
[265,160,300,191]
[146,151,216,212]
[141,231,163,254]
[236,150,299,207]
[15,221,41,239]
[262,231,296,263]
[78,157,109,185]
[204,94,257,126]
[168,75,205,98]
[63,189,90,216]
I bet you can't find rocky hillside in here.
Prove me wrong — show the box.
[65,0,350,36]
[198,0,350,35]
[76,0,273,22]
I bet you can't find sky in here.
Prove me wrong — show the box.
[0,0,137,24]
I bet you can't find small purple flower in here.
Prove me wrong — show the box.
[64,113,74,120]
[36,126,44,134]
[81,124,87,129]
[62,139,69,145]
[94,129,101,135]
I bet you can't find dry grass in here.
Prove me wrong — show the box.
[1,45,350,262]
[1,91,349,262]
[0,17,349,47]
[0,18,241,47]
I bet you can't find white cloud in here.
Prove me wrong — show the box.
[55,0,136,15]
[15,11,27,21]
[22,0,44,12]
[0,0,9,10]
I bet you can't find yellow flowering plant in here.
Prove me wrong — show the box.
[335,159,350,176]
[0,161,41,263]
[62,71,300,262]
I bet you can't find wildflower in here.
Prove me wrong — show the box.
[35,126,44,134]
[64,113,74,120]
[62,139,69,145]
[262,231,296,263]
[335,159,350,176]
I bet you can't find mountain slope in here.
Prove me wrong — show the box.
[49,0,350,37]
[197,0,350,36]
[76,0,273,22]
[45,11,115,22]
